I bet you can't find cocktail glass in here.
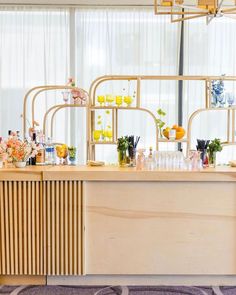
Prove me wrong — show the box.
[124,96,133,107]
[97,95,105,106]
[93,130,102,141]
[62,91,70,104]
[106,95,114,106]
[56,145,68,165]
[115,96,123,107]
[106,130,113,141]
[225,92,235,107]
[68,146,77,165]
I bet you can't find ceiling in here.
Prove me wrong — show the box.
[0,0,153,5]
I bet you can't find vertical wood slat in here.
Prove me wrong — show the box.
[0,181,43,275]
[44,180,82,275]
[0,180,82,276]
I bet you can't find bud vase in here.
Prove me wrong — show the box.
[208,151,216,168]
[118,150,127,167]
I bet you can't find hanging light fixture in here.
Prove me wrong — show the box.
[154,0,236,23]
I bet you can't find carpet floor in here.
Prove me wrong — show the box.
[0,285,236,295]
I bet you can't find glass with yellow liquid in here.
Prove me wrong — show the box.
[106,94,114,106]
[124,95,133,107]
[93,130,102,141]
[97,95,105,106]
[115,96,123,107]
[106,129,113,141]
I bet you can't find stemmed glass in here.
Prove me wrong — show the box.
[225,92,235,107]
[56,145,68,165]
[97,96,105,106]
[124,96,133,107]
[115,96,123,107]
[62,91,70,104]
[106,95,114,106]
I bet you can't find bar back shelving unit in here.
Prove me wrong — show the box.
[88,75,236,160]
[22,76,236,162]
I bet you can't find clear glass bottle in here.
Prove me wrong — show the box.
[136,149,146,170]
[36,136,45,166]
[146,146,154,170]
[45,137,55,165]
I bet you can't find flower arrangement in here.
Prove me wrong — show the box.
[67,77,88,105]
[1,138,38,163]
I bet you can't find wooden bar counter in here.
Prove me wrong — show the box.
[1,165,236,285]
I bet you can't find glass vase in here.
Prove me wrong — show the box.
[118,150,127,167]
[208,151,216,168]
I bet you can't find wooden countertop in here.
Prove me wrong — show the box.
[1,165,236,181]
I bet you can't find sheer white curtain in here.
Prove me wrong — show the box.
[184,17,236,163]
[75,8,180,162]
[0,7,70,140]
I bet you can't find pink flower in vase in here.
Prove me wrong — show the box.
[71,88,88,105]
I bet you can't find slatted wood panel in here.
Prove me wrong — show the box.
[0,181,43,275]
[44,181,82,275]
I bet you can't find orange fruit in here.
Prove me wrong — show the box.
[176,130,185,140]
[172,124,178,130]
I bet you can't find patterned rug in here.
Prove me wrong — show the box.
[0,286,236,295]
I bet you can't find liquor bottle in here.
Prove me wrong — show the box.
[45,137,55,165]
[36,135,45,166]
[8,130,12,139]
[146,146,154,170]
[29,132,37,166]
[16,131,21,140]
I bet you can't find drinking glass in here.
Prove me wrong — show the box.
[106,95,114,106]
[56,145,68,165]
[93,130,102,141]
[62,91,70,104]
[97,95,105,106]
[106,129,113,141]
[124,96,133,107]
[115,96,123,107]
[225,92,235,107]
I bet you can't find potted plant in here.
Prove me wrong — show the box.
[207,138,222,167]
[117,136,129,167]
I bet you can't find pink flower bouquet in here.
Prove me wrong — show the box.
[5,138,39,163]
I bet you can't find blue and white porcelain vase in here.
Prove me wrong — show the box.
[211,79,225,107]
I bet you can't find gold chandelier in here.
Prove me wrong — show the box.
[154,0,236,23]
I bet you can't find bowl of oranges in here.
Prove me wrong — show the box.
[163,125,185,140]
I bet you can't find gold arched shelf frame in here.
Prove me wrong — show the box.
[49,104,87,139]
[88,107,159,161]
[23,85,89,137]
[187,107,236,155]
[43,104,88,137]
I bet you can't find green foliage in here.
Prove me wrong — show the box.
[117,136,129,152]
[68,146,77,158]
[207,138,223,154]
[156,108,166,136]
[157,108,166,116]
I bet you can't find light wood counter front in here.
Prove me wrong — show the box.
[1,165,236,283]
[0,165,236,181]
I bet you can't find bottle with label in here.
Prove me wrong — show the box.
[29,132,37,166]
[8,130,12,139]
[146,146,154,170]
[45,137,55,165]
[36,136,45,166]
